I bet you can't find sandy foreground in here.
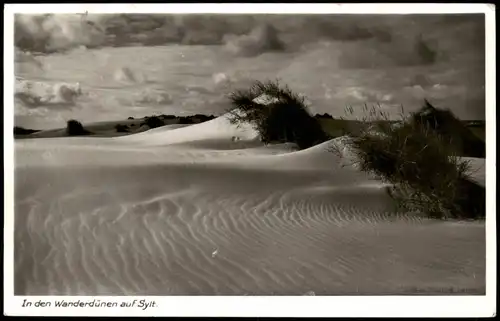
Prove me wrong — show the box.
[14,115,486,296]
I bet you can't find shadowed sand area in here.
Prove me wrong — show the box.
[14,115,486,296]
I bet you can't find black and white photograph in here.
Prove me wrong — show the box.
[5,3,495,317]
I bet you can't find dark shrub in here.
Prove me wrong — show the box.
[179,116,195,125]
[143,116,165,129]
[193,114,212,122]
[128,116,134,120]
[115,124,129,133]
[227,80,329,149]
[66,119,91,136]
[333,102,485,220]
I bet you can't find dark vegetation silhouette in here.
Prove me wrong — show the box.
[128,116,134,120]
[115,124,129,133]
[66,119,92,136]
[192,114,216,122]
[159,114,177,120]
[141,116,165,129]
[315,113,333,119]
[137,114,215,129]
[333,101,485,220]
[227,80,329,149]
[411,100,485,158]
[179,117,195,125]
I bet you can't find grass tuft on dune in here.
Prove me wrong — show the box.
[227,80,329,149]
[333,100,485,220]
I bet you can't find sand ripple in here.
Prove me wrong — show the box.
[13,122,485,295]
[14,162,485,295]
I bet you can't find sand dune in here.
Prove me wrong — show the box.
[14,114,486,295]
[116,113,260,146]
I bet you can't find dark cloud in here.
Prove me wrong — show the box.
[337,34,441,69]
[223,23,285,57]
[14,14,485,62]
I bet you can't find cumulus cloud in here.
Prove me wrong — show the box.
[212,72,230,85]
[337,87,394,104]
[15,14,107,53]
[14,14,239,53]
[15,79,83,108]
[223,23,285,57]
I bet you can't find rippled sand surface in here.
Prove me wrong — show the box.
[14,116,486,295]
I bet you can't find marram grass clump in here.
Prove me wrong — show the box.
[333,101,485,220]
[227,80,329,149]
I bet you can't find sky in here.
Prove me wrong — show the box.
[13,13,486,129]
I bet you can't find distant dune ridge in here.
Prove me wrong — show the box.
[14,105,485,158]
[14,126,40,136]
[14,113,218,139]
